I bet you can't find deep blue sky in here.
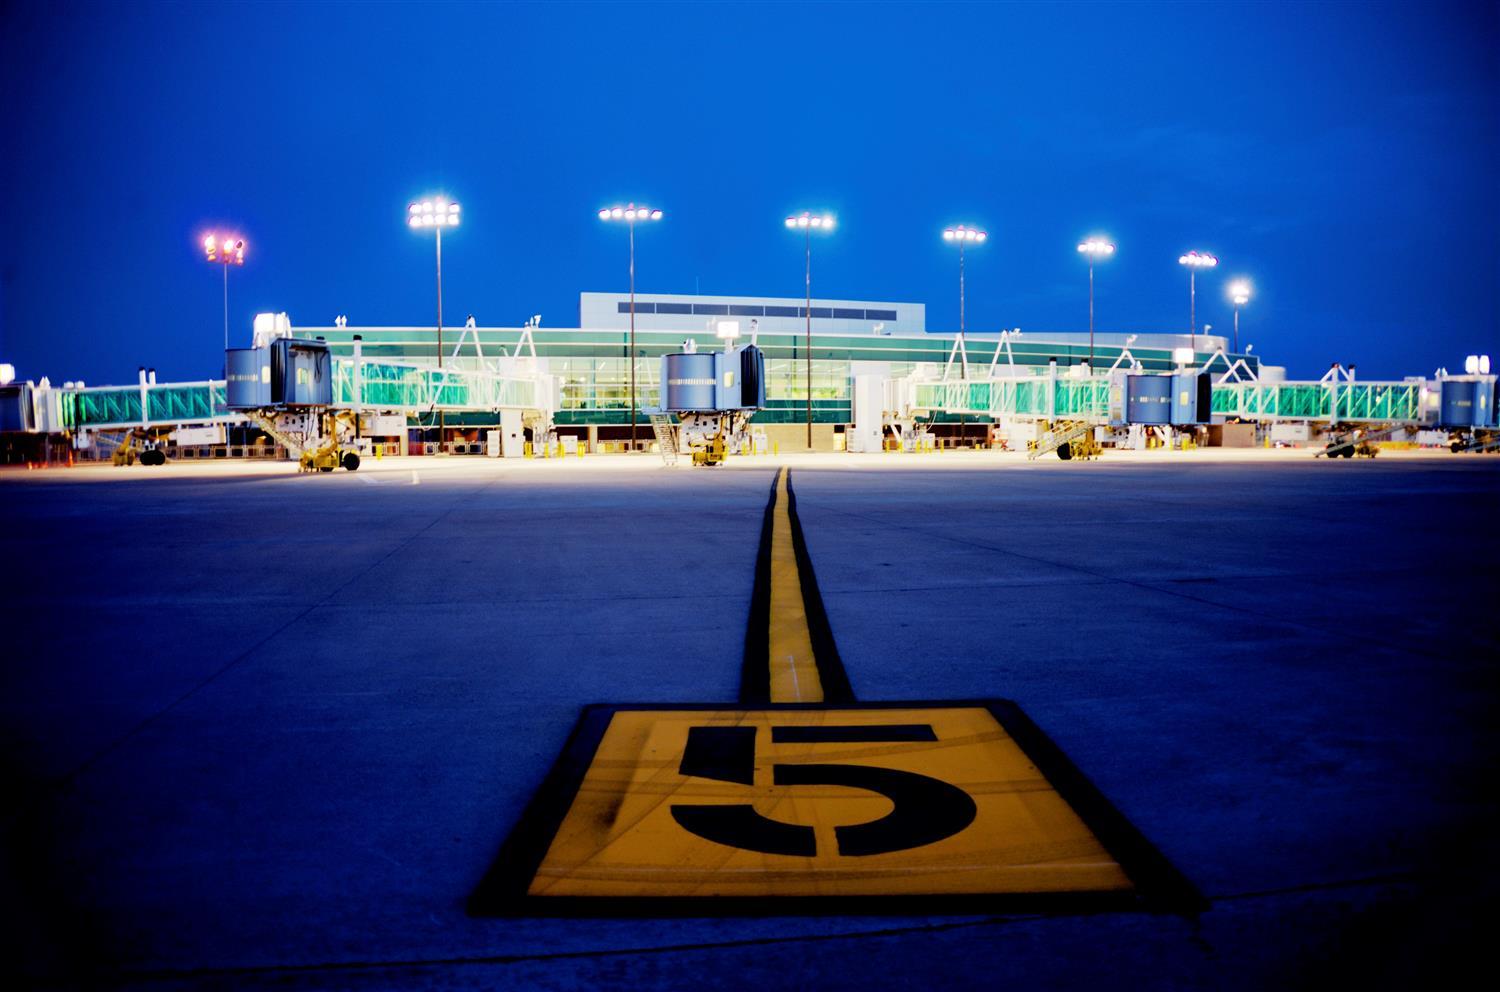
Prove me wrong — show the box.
[2,1,1496,383]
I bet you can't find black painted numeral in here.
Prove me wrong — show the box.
[669,724,977,857]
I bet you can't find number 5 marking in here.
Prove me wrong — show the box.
[669,725,977,857]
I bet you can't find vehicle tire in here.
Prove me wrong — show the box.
[1341,447,1354,459]
[1451,440,1463,453]
[1056,443,1073,461]
[342,452,361,471]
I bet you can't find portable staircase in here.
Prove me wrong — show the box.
[249,414,312,459]
[1027,421,1094,461]
[89,429,133,463]
[649,413,679,466]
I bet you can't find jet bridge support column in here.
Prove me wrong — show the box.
[499,409,523,457]
[351,336,363,417]
[1047,359,1058,420]
[847,361,889,453]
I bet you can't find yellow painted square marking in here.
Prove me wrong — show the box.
[527,707,1134,899]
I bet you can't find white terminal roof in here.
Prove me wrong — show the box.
[579,292,926,336]
[577,292,1223,352]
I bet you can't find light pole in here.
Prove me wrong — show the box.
[202,233,245,363]
[1178,250,1218,352]
[1229,280,1251,354]
[785,212,835,449]
[409,196,459,445]
[1076,237,1115,367]
[599,203,662,451]
[942,225,987,337]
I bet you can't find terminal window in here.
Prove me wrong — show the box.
[614,301,901,323]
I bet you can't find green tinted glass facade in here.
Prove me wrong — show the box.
[311,326,1240,426]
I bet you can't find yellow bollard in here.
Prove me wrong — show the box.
[773,442,779,456]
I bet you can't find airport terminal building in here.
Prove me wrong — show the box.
[305,291,1251,444]
[10,288,1493,465]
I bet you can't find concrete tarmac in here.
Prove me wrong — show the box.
[1,451,1496,989]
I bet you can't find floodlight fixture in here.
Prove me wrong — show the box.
[203,233,246,265]
[408,197,460,229]
[943,225,987,243]
[599,204,661,225]
[786,212,834,231]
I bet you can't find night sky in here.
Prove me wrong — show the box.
[1,1,1495,384]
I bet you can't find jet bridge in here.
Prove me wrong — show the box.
[898,343,1434,428]
[15,329,553,468]
[881,338,1486,458]
[54,357,548,431]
